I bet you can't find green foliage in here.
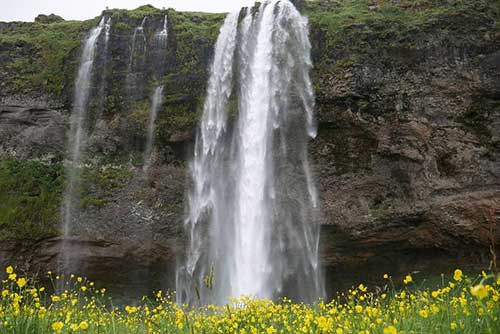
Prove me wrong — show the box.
[0,20,91,97]
[0,159,64,240]
[79,165,133,208]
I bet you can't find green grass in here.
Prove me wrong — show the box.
[0,268,500,333]
[0,159,64,240]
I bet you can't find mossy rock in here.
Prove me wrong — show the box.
[0,159,64,240]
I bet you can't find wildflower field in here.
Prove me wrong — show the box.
[1,267,499,334]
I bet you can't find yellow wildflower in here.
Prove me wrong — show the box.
[79,321,89,330]
[470,285,489,300]
[1,290,8,298]
[419,309,428,318]
[16,278,26,289]
[453,269,463,282]
[51,321,64,333]
[383,326,397,334]
[450,322,457,330]
[266,326,276,334]
[403,275,413,285]
[5,266,13,274]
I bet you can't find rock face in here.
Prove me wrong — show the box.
[1,2,500,297]
[35,14,65,24]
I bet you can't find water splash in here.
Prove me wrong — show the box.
[60,17,106,273]
[177,0,323,305]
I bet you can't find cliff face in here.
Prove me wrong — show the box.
[1,1,500,296]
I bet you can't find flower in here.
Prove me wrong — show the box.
[125,306,139,314]
[51,321,64,333]
[383,274,389,279]
[470,285,488,300]
[453,269,463,282]
[1,290,8,298]
[450,322,457,330]
[5,266,13,274]
[419,309,428,318]
[383,325,397,334]
[16,278,26,289]
[266,326,276,334]
[79,321,89,330]
[8,274,16,281]
[403,275,413,285]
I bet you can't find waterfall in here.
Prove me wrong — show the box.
[157,15,168,48]
[143,16,169,171]
[127,17,148,100]
[177,0,324,305]
[176,11,239,305]
[143,86,164,171]
[60,17,106,273]
[97,17,112,119]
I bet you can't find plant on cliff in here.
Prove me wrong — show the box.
[0,159,63,240]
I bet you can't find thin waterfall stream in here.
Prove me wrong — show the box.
[60,17,107,274]
[143,14,168,171]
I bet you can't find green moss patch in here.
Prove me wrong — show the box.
[0,159,64,240]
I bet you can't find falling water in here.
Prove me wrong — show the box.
[127,17,148,100]
[157,15,168,48]
[143,16,169,171]
[177,0,323,305]
[97,17,112,118]
[60,17,106,272]
[176,11,239,305]
[143,86,164,171]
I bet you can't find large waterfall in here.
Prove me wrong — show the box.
[177,0,324,305]
[60,17,107,272]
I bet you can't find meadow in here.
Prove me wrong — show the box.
[1,267,499,334]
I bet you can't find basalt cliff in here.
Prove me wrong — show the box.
[1,0,500,297]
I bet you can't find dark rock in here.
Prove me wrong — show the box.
[35,14,65,24]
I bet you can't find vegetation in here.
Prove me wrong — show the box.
[79,165,133,209]
[303,0,500,85]
[0,159,63,240]
[0,20,95,96]
[1,267,500,333]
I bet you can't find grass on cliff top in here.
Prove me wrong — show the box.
[1,267,500,333]
[0,19,93,96]
[304,0,500,49]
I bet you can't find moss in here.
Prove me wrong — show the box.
[0,159,64,240]
[0,19,92,97]
[79,165,134,208]
[114,22,130,33]
[304,0,500,68]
